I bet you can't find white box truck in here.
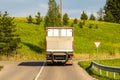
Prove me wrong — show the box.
[46,27,74,64]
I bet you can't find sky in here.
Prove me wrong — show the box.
[0,0,106,18]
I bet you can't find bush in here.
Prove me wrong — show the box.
[27,15,33,23]
[78,22,83,28]
[88,24,93,29]
[95,24,98,29]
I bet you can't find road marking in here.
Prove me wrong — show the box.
[34,62,46,80]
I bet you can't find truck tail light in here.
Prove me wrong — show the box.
[70,54,74,58]
[46,54,49,58]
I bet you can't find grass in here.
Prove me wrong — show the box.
[1,18,120,60]
[74,20,120,54]
[0,18,46,61]
[78,59,120,80]
[15,18,46,60]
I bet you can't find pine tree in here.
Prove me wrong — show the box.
[57,13,62,26]
[104,0,120,23]
[104,11,114,22]
[73,18,78,24]
[35,12,42,25]
[80,11,88,20]
[45,0,62,27]
[89,14,96,20]
[63,13,69,26]
[0,11,21,56]
[27,15,33,23]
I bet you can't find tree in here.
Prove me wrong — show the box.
[27,15,33,23]
[78,21,84,28]
[80,11,88,20]
[35,12,42,25]
[57,13,62,26]
[97,8,104,21]
[104,11,114,22]
[63,13,69,26]
[0,11,21,56]
[45,0,62,27]
[89,14,96,20]
[73,18,78,24]
[104,0,120,23]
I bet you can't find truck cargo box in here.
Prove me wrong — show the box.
[46,27,74,64]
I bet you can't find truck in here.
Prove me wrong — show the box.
[46,27,74,65]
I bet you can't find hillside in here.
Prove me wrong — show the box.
[8,18,120,60]
[74,21,120,54]
[14,18,46,60]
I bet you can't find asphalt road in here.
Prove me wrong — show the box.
[0,61,95,80]
[38,61,95,80]
[0,61,44,80]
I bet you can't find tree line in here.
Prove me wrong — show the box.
[27,0,120,27]
[43,0,120,27]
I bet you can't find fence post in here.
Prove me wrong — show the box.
[113,72,116,79]
[100,69,102,75]
[106,71,108,77]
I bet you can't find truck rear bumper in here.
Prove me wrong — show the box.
[46,59,73,64]
[46,51,73,64]
[47,60,66,63]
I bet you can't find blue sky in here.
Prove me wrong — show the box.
[0,0,106,18]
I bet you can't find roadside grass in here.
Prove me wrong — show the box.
[74,53,120,60]
[78,59,120,80]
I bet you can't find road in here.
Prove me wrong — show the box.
[0,61,44,80]
[0,61,95,80]
[38,61,95,80]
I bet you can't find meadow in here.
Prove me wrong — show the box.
[1,17,120,60]
[74,21,120,54]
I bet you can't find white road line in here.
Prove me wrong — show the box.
[34,62,46,80]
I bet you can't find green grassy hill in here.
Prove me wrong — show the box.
[14,18,46,60]
[5,18,120,60]
[74,21,120,54]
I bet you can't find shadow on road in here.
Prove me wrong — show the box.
[18,61,45,66]
[46,63,72,66]
[18,61,72,67]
